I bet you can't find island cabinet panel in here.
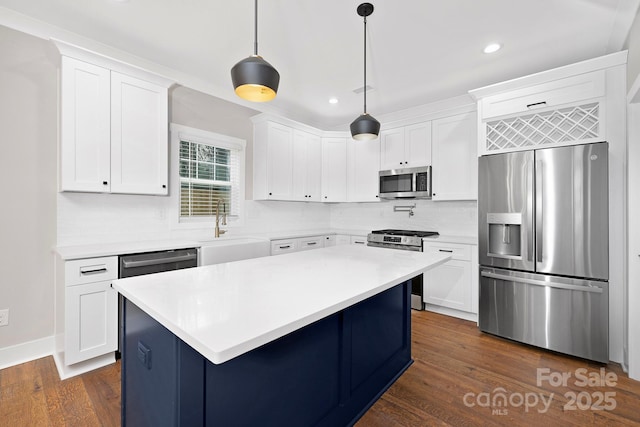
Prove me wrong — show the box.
[121,281,412,427]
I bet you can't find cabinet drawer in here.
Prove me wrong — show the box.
[480,70,605,120]
[297,237,324,251]
[324,235,336,247]
[65,256,118,286]
[271,240,298,255]
[423,242,471,261]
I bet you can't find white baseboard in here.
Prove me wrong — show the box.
[424,304,478,323]
[53,351,116,380]
[0,336,54,370]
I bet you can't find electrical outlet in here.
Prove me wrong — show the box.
[0,309,9,326]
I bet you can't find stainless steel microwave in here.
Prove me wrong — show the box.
[379,166,432,199]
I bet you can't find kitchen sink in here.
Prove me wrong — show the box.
[199,237,271,266]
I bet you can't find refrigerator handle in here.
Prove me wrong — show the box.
[480,271,603,294]
[535,160,543,263]
[527,159,534,262]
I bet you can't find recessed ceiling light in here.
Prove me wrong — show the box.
[483,43,501,54]
[329,97,338,104]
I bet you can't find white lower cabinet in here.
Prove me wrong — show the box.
[335,235,351,245]
[297,235,324,251]
[423,241,478,320]
[350,235,368,245]
[271,235,326,255]
[324,235,336,247]
[62,256,118,365]
[65,280,118,365]
[270,233,368,254]
[270,239,299,255]
[424,260,472,312]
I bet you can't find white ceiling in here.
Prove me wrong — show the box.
[0,0,639,129]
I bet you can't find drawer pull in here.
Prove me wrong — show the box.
[279,245,291,249]
[306,242,317,246]
[526,101,547,109]
[438,249,454,253]
[80,266,108,275]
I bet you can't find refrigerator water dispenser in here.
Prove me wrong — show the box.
[487,213,522,259]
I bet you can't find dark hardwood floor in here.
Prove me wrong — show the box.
[1,311,639,426]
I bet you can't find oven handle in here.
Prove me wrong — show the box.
[367,241,422,252]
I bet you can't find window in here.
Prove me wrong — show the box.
[171,124,245,223]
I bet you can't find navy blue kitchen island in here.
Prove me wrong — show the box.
[112,245,450,426]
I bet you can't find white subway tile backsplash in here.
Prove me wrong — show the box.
[58,193,476,247]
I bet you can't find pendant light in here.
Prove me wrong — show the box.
[231,0,280,102]
[350,3,380,140]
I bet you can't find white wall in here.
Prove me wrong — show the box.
[624,7,640,380]
[0,26,57,354]
[626,8,640,89]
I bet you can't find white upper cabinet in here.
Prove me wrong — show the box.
[468,53,628,156]
[253,120,323,201]
[59,54,171,195]
[292,130,322,201]
[110,72,168,194]
[265,121,294,200]
[321,137,348,202]
[479,70,605,121]
[60,57,111,193]
[380,122,431,170]
[431,112,477,201]
[348,137,380,202]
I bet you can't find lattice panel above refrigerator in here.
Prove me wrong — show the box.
[485,102,600,152]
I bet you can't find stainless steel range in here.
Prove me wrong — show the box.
[367,229,439,310]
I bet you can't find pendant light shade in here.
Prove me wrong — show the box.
[231,0,280,102]
[350,3,380,140]
[350,113,380,141]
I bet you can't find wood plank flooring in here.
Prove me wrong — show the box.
[1,310,639,426]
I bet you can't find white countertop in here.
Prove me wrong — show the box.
[423,234,478,245]
[55,239,201,260]
[112,245,450,365]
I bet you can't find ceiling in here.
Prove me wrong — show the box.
[0,0,639,129]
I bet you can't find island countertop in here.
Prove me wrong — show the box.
[112,244,450,365]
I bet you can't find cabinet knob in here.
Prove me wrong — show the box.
[102,181,108,185]
[162,184,166,189]
[269,192,272,195]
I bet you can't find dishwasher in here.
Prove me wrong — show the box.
[116,248,198,357]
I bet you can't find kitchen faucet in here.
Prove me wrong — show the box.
[215,199,227,238]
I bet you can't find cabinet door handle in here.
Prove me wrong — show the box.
[80,266,108,275]
[526,101,547,109]
[438,249,453,253]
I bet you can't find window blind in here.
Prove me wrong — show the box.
[179,139,241,219]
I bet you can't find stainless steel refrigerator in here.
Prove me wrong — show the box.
[478,142,609,362]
